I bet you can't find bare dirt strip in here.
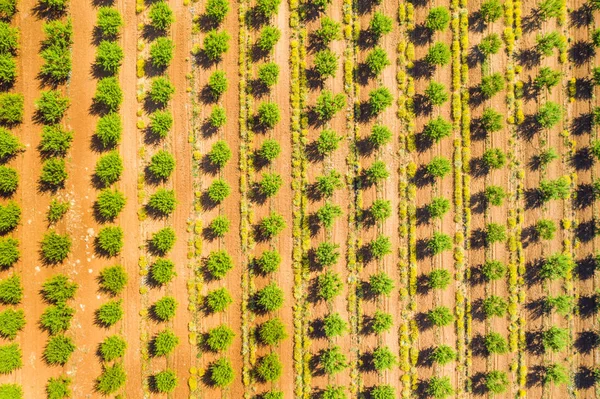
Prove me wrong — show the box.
[354,0,401,393]
[466,0,512,393]
[411,0,458,392]
[303,0,352,395]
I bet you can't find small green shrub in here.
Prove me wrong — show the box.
[38,0,68,12]
[315,241,340,267]
[321,385,345,399]
[209,357,234,387]
[255,0,280,17]
[148,150,175,181]
[317,271,343,302]
[314,48,338,78]
[428,232,452,255]
[205,0,229,24]
[208,140,231,168]
[39,125,73,157]
[481,73,504,98]
[257,318,286,346]
[256,250,281,274]
[536,101,562,128]
[43,335,75,366]
[255,282,284,312]
[315,170,343,197]
[544,363,568,386]
[255,352,282,382]
[153,329,179,356]
[95,151,123,186]
[95,40,123,74]
[0,237,18,269]
[206,287,232,313]
[149,110,173,138]
[257,101,280,128]
[482,295,507,318]
[540,253,573,280]
[95,188,126,221]
[149,1,174,31]
[0,200,20,234]
[96,226,123,256]
[36,90,69,124]
[480,0,502,22]
[259,212,286,238]
[424,81,448,106]
[99,335,127,362]
[96,113,122,149]
[372,346,396,371]
[426,156,451,178]
[479,33,501,56]
[425,7,450,31]
[96,299,123,327]
[40,304,74,335]
[545,295,575,316]
[315,17,341,44]
[484,332,508,354]
[486,222,506,245]
[257,62,279,87]
[365,160,389,184]
[320,346,347,375]
[207,179,230,203]
[97,7,123,37]
[370,199,391,221]
[210,216,230,237]
[147,77,175,105]
[0,343,20,374]
[371,385,395,399]
[427,306,453,326]
[149,227,176,254]
[423,116,452,143]
[40,45,71,83]
[370,235,392,259]
[150,37,174,69]
[153,296,177,322]
[539,176,570,202]
[0,0,17,20]
[426,42,451,66]
[323,313,346,338]
[99,264,128,295]
[542,326,569,352]
[428,269,451,290]
[481,108,503,133]
[0,275,22,305]
[94,77,123,112]
[314,90,345,121]
[0,165,17,194]
[153,369,177,393]
[46,376,70,399]
[96,363,126,395]
[0,128,22,161]
[41,231,71,264]
[206,250,233,279]
[40,158,67,189]
[481,260,506,280]
[534,66,562,89]
[371,310,393,334]
[428,197,450,219]
[208,70,228,99]
[0,54,16,86]
[365,47,390,76]
[0,93,23,125]
[537,148,559,168]
[259,173,282,197]
[150,259,176,285]
[430,345,456,365]
[369,272,394,297]
[42,274,77,304]
[0,309,24,340]
[369,11,392,39]
[368,87,393,116]
[209,106,227,129]
[427,376,454,399]
[203,30,230,60]
[147,189,177,216]
[206,324,234,351]
[535,219,557,240]
[484,185,506,206]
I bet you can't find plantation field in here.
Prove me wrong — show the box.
[0,0,598,397]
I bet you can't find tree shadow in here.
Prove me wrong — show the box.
[569,41,596,66]
[408,24,432,46]
[571,147,594,171]
[575,219,597,243]
[31,2,67,20]
[578,294,599,318]
[574,367,597,390]
[570,113,593,136]
[525,297,547,320]
[470,191,486,215]
[570,4,594,27]
[526,365,544,388]
[573,183,594,210]
[574,77,594,100]
[524,188,543,210]
[574,330,599,355]
[515,47,542,70]
[575,255,598,281]
[410,59,435,80]
[525,330,544,355]
[468,11,485,33]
